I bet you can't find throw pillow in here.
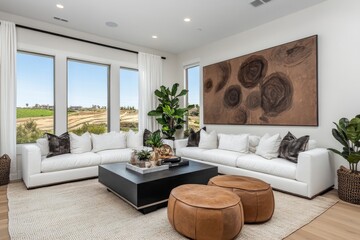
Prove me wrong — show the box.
[69,132,92,154]
[279,132,309,163]
[46,132,70,158]
[255,133,282,159]
[143,129,160,147]
[187,127,206,147]
[249,135,261,153]
[36,137,49,156]
[91,131,127,152]
[127,129,143,148]
[198,130,217,149]
[218,134,249,153]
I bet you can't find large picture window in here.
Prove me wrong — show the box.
[16,52,54,143]
[67,59,109,134]
[186,65,200,131]
[120,68,139,132]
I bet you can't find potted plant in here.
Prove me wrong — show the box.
[145,131,164,165]
[148,83,194,140]
[145,131,164,149]
[134,149,152,168]
[329,114,360,204]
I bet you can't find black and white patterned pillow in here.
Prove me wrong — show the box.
[278,132,309,163]
[187,127,206,147]
[46,132,70,158]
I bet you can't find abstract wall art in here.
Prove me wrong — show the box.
[203,35,318,126]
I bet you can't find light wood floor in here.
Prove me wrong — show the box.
[1,185,360,240]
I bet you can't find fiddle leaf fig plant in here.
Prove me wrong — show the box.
[148,83,194,139]
[328,114,360,173]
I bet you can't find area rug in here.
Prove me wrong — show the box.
[7,179,337,240]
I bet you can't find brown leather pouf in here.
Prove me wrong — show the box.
[168,184,244,240]
[209,175,274,223]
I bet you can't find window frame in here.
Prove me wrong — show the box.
[16,50,56,143]
[119,67,139,132]
[66,58,111,132]
[184,64,200,130]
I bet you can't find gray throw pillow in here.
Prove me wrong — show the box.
[279,132,309,163]
[46,132,70,158]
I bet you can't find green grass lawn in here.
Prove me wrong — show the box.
[17,108,53,118]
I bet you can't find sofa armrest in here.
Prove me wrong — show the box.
[22,144,42,187]
[296,148,334,198]
[174,139,188,150]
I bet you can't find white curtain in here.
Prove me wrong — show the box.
[138,52,163,132]
[0,21,17,179]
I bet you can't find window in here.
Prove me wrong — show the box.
[67,59,109,134]
[16,52,54,144]
[120,68,139,132]
[186,65,200,131]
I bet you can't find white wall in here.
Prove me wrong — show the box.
[0,11,179,180]
[177,0,360,187]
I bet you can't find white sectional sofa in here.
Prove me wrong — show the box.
[175,134,334,199]
[22,130,172,189]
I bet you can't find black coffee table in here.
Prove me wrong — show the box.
[98,160,218,213]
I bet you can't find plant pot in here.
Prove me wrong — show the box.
[337,166,360,204]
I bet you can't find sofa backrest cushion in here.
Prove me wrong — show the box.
[127,129,143,148]
[218,134,249,153]
[255,133,282,159]
[69,132,92,154]
[91,131,126,152]
[199,130,217,149]
[36,137,49,156]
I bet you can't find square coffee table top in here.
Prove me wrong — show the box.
[99,160,217,184]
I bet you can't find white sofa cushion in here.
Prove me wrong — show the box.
[249,135,260,153]
[36,138,49,156]
[218,134,249,153]
[236,154,297,180]
[97,149,133,164]
[176,147,208,160]
[255,133,281,159]
[199,130,217,149]
[41,152,101,173]
[70,132,92,154]
[127,130,143,148]
[91,132,127,152]
[202,149,245,167]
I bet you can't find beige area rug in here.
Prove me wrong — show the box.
[8,179,337,240]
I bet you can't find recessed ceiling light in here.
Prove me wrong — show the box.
[152,35,158,39]
[184,18,191,22]
[105,21,118,27]
[56,4,64,9]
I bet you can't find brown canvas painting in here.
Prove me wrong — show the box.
[203,35,318,126]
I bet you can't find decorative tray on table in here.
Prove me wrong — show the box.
[126,163,169,174]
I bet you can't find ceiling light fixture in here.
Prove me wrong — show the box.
[152,35,158,39]
[105,21,118,27]
[56,4,64,9]
[184,18,191,22]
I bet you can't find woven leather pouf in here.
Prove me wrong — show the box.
[209,175,274,223]
[168,184,244,240]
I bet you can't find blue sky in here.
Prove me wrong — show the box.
[17,52,54,107]
[187,66,200,105]
[17,52,200,108]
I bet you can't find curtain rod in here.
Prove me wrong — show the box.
[16,24,166,60]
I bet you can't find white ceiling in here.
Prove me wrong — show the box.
[0,0,325,54]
